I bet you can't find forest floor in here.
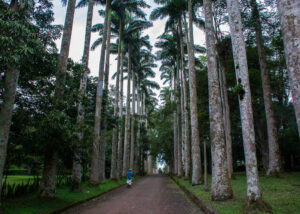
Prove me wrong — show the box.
[63,174,203,214]
[174,172,300,214]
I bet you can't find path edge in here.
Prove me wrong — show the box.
[170,176,219,214]
[45,177,143,214]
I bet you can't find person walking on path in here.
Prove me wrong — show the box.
[127,169,133,187]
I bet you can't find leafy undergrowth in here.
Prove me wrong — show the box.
[2,177,136,214]
[174,172,300,214]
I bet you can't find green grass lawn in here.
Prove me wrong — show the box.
[174,172,300,214]
[2,177,135,214]
[2,175,39,185]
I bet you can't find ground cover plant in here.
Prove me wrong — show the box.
[174,172,300,214]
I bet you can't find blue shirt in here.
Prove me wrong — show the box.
[127,171,132,180]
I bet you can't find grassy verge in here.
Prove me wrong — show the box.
[2,175,40,185]
[174,172,300,214]
[2,177,139,214]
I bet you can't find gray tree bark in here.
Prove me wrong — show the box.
[135,86,141,174]
[187,0,202,185]
[99,14,112,184]
[90,0,110,185]
[130,69,136,171]
[204,140,209,191]
[111,22,123,180]
[178,19,191,179]
[219,64,233,178]
[40,0,76,197]
[227,0,262,203]
[122,50,131,177]
[173,71,178,175]
[0,68,19,200]
[277,0,300,138]
[117,47,124,178]
[204,0,232,201]
[250,0,281,175]
[72,0,94,191]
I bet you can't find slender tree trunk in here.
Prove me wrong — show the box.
[227,0,262,203]
[40,0,76,197]
[90,0,110,185]
[130,69,136,171]
[204,0,232,200]
[173,72,178,175]
[0,68,19,200]
[111,23,123,180]
[117,47,124,178]
[175,54,183,177]
[122,50,131,177]
[135,86,141,174]
[72,0,94,191]
[204,140,209,191]
[178,19,191,179]
[99,15,112,183]
[177,83,183,177]
[277,0,300,137]
[219,64,233,178]
[250,0,281,175]
[187,0,202,185]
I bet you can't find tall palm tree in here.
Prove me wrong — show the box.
[121,20,152,176]
[39,0,77,198]
[108,0,149,179]
[99,7,113,183]
[155,32,179,174]
[71,0,95,191]
[277,0,300,137]
[90,0,111,185]
[203,0,232,200]
[226,0,262,204]
[187,0,202,185]
[250,0,281,176]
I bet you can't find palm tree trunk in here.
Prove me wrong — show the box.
[99,13,112,184]
[40,0,76,197]
[204,0,232,200]
[122,50,131,177]
[0,68,19,200]
[130,69,136,171]
[277,0,300,137]
[212,7,234,179]
[72,0,94,191]
[178,18,191,179]
[90,0,110,185]
[173,71,178,175]
[250,0,281,175]
[218,63,233,178]
[187,0,202,185]
[227,0,262,203]
[204,140,209,191]
[111,22,123,180]
[136,88,141,174]
[117,46,124,178]
[176,61,183,177]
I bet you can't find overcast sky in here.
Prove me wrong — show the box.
[52,0,206,104]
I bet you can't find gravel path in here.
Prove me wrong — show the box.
[63,175,203,214]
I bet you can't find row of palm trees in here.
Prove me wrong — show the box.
[39,0,158,196]
[153,0,299,206]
